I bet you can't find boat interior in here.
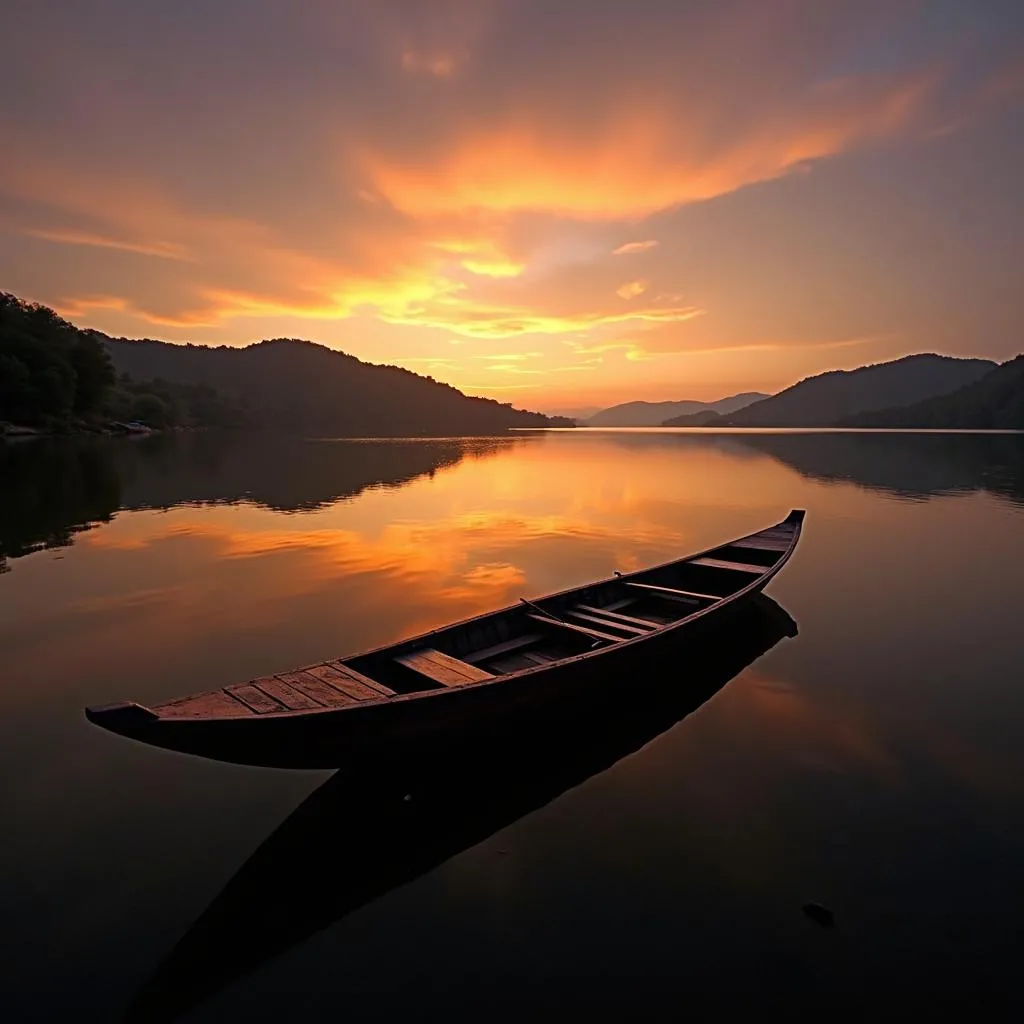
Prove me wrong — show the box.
[342,525,796,696]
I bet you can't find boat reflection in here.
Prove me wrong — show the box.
[127,595,798,1023]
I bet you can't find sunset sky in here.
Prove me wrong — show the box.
[2,0,1022,411]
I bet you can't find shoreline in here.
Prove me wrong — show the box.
[1,420,173,440]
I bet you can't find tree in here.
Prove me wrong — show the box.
[0,352,33,422]
[70,335,115,415]
[129,393,173,428]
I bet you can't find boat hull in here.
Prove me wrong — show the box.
[87,582,786,768]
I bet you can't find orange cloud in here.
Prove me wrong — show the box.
[613,240,659,255]
[378,291,704,339]
[356,71,938,220]
[616,280,648,299]
[21,227,189,261]
[432,238,526,278]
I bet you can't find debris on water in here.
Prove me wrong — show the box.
[802,902,835,927]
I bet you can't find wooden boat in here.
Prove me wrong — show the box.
[85,509,805,768]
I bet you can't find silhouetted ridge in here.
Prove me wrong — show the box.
[587,391,767,427]
[841,354,1024,429]
[103,334,572,435]
[705,354,996,427]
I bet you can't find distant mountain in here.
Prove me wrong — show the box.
[544,406,601,423]
[586,392,768,427]
[842,354,1024,429]
[661,409,726,427]
[698,354,996,428]
[102,336,572,435]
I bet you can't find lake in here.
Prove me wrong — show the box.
[2,428,1023,1021]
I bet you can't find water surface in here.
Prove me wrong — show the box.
[2,429,1023,1020]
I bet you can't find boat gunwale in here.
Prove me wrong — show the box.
[124,510,805,725]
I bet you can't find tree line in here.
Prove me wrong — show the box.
[0,293,243,430]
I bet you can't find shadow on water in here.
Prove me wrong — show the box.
[0,438,122,573]
[0,432,531,571]
[126,595,797,1023]
[575,429,1024,505]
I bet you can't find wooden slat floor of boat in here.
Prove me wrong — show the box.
[690,556,765,574]
[527,613,622,644]
[463,633,543,665]
[225,684,285,714]
[274,670,359,707]
[396,648,495,687]
[574,604,660,629]
[309,662,396,699]
[252,677,323,711]
[159,690,257,719]
[566,610,649,636]
[625,582,722,603]
[323,659,395,700]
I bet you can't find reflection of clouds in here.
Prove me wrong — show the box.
[728,672,899,779]
[695,669,1024,806]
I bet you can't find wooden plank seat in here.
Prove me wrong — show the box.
[573,604,660,629]
[249,677,322,711]
[565,610,649,636]
[625,581,723,604]
[462,632,543,665]
[274,671,360,707]
[225,684,283,714]
[395,648,495,687]
[310,661,396,699]
[526,613,622,644]
[690,556,764,574]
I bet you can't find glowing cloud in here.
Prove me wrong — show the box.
[21,227,189,261]
[613,240,659,255]
[616,280,648,299]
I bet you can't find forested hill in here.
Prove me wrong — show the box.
[0,291,571,434]
[706,354,996,427]
[841,354,1024,429]
[103,335,571,434]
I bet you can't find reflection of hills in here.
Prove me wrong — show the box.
[0,433,528,572]
[735,432,1024,505]
[0,439,121,573]
[127,596,797,1024]
[113,432,529,512]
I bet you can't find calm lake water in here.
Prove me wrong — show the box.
[2,429,1024,1021]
